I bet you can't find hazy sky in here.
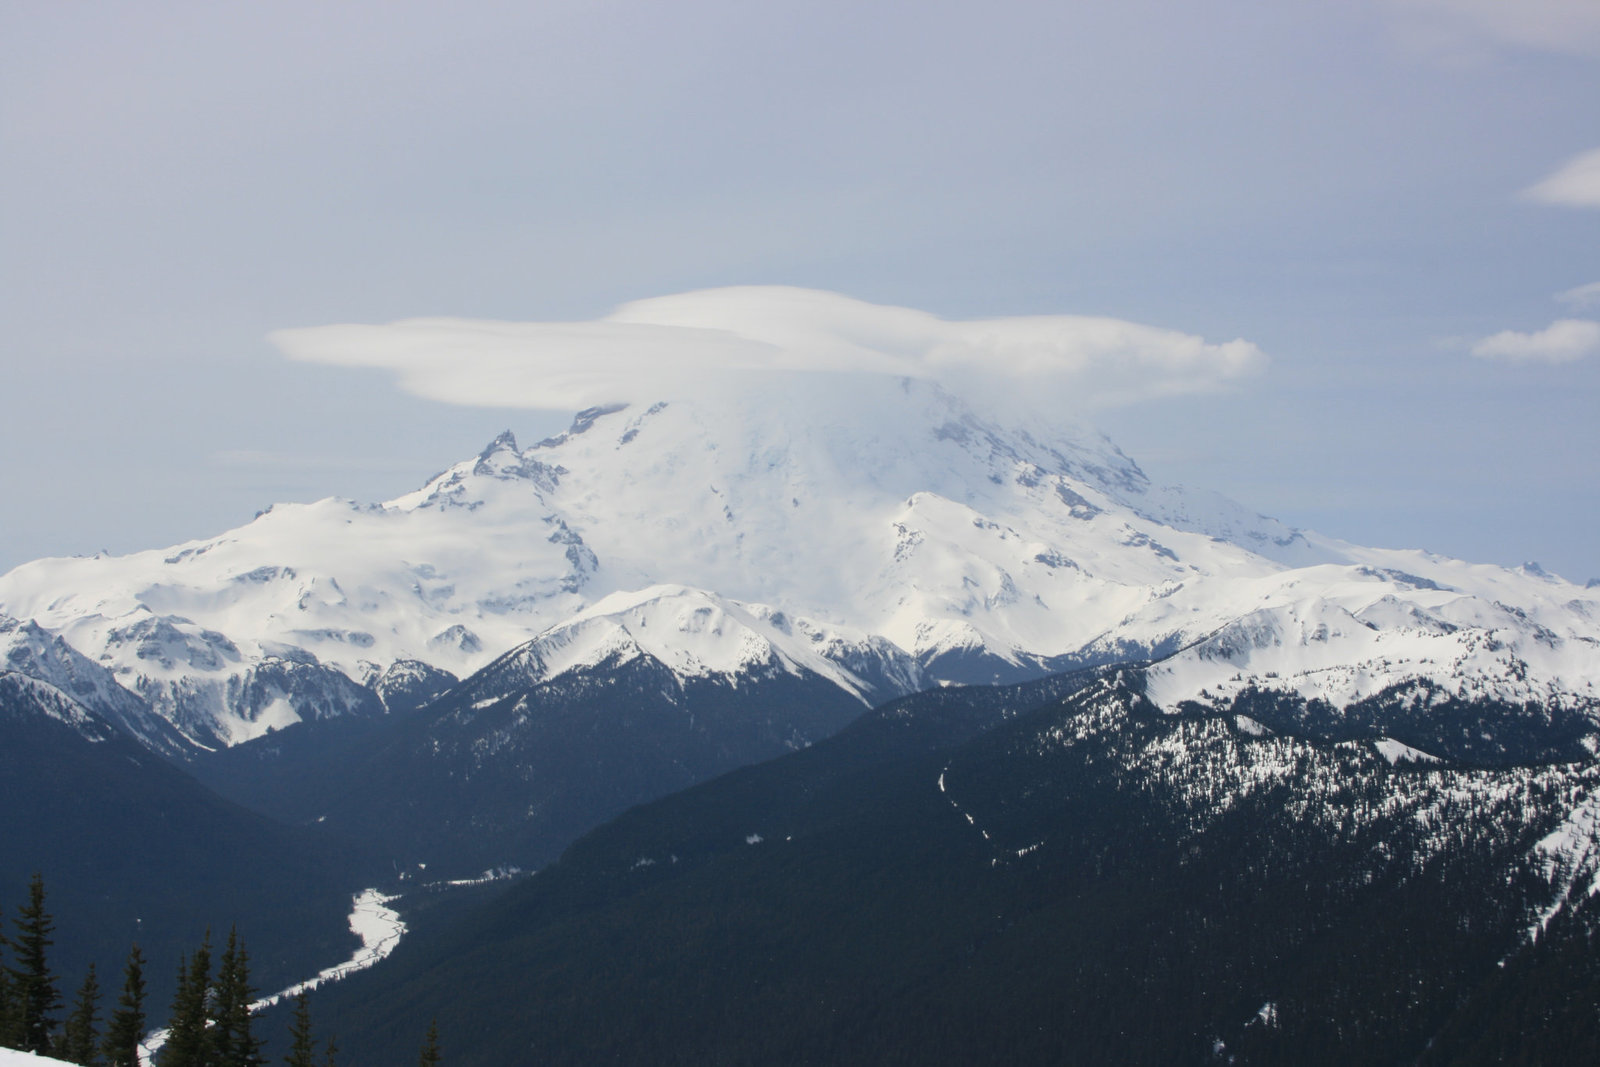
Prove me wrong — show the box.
[2,0,1597,580]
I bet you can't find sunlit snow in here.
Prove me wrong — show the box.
[0,377,1595,749]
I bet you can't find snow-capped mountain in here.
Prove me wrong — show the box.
[0,373,1596,751]
[1,614,190,756]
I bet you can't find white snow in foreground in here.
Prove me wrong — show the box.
[0,1050,77,1067]
[137,889,405,1066]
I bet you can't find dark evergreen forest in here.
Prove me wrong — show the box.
[298,670,1600,1064]
[11,665,1600,1064]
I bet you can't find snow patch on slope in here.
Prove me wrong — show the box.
[1373,738,1442,765]
[1528,789,1600,941]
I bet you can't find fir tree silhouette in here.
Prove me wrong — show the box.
[60,962,101,1065]
[418,1018,440,1066]
[99,944,145,1067]
[284,989,315,1067]
[4,873,61,1053]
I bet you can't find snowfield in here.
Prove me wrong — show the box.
[0,1051,76,1067]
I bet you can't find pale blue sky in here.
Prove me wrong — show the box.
[2,1,1597,579]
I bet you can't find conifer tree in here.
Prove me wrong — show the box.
[61,962,101,1065]
[321,1035,337,1067]
[100,945,146,1067]
[163,934,213,1067]
[214,927,264,1067]
[4,873,61,1053]
[284,990,315,1067]
[417,1019,440,1067]
[214,934,237,1064]
[166,956,191,1060]
[0,899,13,1050]
[0,969,11,1052]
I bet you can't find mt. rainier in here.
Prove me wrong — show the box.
[1,372,1596,755]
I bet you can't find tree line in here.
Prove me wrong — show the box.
[0,874,440,1066]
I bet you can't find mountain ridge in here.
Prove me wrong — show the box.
[302,659,1600,1065]
[0,376,1594,754]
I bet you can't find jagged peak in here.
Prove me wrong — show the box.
[459,428,564,489]
[535,403,629,449]
[478,429,520,460]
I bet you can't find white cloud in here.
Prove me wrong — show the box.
[1523,148,1600,208]
[1471,319,1600,363]
[269,286,1267,414]
[1380,0,1600,59]
[1557,281,1600,308]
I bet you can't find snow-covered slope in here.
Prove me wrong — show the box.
[0,1049,76,1067]
[1,614,190,756]
[0,669,118,743]
[1,373,1596,749]
[457,584,918,707]
[1140,557,1600,721]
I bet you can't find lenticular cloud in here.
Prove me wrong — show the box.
[269,286,1266,413]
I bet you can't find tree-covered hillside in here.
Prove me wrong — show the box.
[310,669,1600,1064]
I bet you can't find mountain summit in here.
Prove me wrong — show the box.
[0,374,1595,750]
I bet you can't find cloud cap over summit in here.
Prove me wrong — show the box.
[269,286,1267,415]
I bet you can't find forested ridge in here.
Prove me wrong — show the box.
[306,672,1600,1064]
